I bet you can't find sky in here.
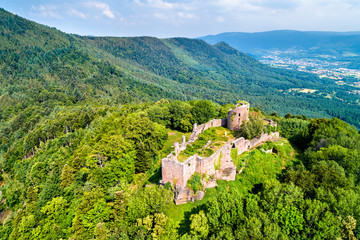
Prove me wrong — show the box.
[1,0,360,38]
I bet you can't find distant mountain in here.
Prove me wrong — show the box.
[0,9,360,129]
[198,30,360,57]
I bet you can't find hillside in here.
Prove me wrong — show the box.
[199,30,360,57]
[1,98,360,239]
[0,8,360,130]
[199,30,360,85]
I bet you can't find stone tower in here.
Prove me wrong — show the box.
[227,102,250,131]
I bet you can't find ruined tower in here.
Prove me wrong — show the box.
[227,102,250,131]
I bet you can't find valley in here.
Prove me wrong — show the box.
[199,30,360,113]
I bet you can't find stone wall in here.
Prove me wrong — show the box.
[196,155,216,176]
[233,137,250,155]
[189,118,227,142]
[182,156,198,187]
[161,118,228,188]
[161,131,280,191]
[161,157,185,187]
[227,103,250,131]
[249,132,280,149]
[174,186,205,205]
[160,106,280,204]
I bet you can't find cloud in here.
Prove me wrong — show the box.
[27,0,360,38]
[177,12,198,19]
[31,5,63,19]
[211,0,299,12]
[85,2,115,19]
[135,0,176,9]
[154,12,168,19]
[259,0,299,10]
[67,8,87,19]
[135,0,195,11]
[148,0,175,9]
[31,2,116,20]
[211,0,261,12]
[215,16,225,22]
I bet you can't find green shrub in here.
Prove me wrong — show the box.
[164,182,172,190]
[187,173,203,193]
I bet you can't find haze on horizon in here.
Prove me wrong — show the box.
[2,0,360,38]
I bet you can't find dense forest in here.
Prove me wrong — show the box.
[1,98,360,239]
[1,7,360,239]
[0,8,359,129]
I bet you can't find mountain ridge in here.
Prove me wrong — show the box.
[198,30,360,62]
[0,8,359,129]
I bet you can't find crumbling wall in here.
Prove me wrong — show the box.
[233,137,251,155]
[161,158,184,187]
[181,156,198,187]
[160,103,281,204]
[264,118,278,127]
[227,103,250,131]
[189,119,227,142]
[216,144,236,181]
[195,142,236,183]
[174,186,205,205]
[161,155,198,188]
[196,155,215,176]
[161,132,280,189]
[249,132,280,149]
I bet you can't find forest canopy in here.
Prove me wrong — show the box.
[1,99,360,239]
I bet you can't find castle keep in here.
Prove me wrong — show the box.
[160,102,279,204]
[227,102,249,131]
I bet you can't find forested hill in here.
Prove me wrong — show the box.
[1,98,360,239]
[1,7,360,129]
[198,30,360,56]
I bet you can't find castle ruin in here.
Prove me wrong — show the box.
[160,102,279,204]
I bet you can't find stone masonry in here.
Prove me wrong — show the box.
[160,102,280,204]
[227,102,250,131]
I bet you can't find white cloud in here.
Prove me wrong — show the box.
[211,0,298,12]
[177,12,198,19]
[211,0,259,11]
[215,16,225,22]
[26,0,360,38]
[85,2,115,19]
[135,0,176,9]
[67,8,87,19]
[135,0,195,10]
[154,12,168,19]
[31,5,63,19]
[31,2,116,20]
[148,0,175,9]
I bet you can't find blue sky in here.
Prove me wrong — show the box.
[2,0,360,38]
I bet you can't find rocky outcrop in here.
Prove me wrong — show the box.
[174,186,205,205]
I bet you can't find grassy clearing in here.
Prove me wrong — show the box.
[177,127,236,162]
[160,129,192,158]
[237,139,297,188]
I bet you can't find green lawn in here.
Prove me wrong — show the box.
[160,129,192,159]
[177,127,237,162]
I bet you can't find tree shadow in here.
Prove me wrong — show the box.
[177,203,207,236]
[148,167,161,184]
[251,183,263,195]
